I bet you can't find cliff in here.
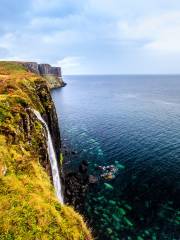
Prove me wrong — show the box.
[0,61,92,240]
[22,62,66,89]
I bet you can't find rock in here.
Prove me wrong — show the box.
[79,160,88,174]
[38,64,61,76]
[96,164,117,174]
[118,208,126,216]
[82,160,88,166]
[22,62,40,74]
[64,161,90,212]
[106,165,115,170]
[109,200,116,206]
[66,189,71,196]
[101,172,115,180]
[71,150,76,155]
[107,228,113,234]
[124,217,133,227]
[115,163,125,170]
[96,165,106,171]
[64,150,68,156]
[23,62,66,89]
[89,175,98,184]
[112,214,120,222]
[104,183,114,190]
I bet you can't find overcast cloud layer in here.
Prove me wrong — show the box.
[1,0,180,74]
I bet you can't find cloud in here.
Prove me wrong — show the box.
[118,11,180,53]
[1,0,180,73]
[56,56,83,74]
[29,14,86,34]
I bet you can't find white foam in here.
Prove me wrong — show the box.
[33,109,63,203]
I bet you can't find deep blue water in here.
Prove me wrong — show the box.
[52,75,180,240]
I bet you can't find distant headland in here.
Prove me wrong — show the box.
[22,61,66,89]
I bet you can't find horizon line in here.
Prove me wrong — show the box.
[63,73,180,76]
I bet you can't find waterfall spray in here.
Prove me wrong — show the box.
[33,109,63,203]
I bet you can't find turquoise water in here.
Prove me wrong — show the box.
[52,75,180,239]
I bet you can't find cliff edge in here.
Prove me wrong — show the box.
[0,61,92,240]
[22,62,66,89]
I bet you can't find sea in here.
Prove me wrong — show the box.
[52,75,180,240]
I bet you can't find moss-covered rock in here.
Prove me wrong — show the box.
[0,61,92,240]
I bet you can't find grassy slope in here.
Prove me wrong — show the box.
[0,62,92,240]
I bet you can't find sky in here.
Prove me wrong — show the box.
[1,0,180,74]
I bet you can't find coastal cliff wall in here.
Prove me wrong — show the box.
[22,62,66,89]
[0,61,92,240]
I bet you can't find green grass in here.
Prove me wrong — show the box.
[0,61,92,240]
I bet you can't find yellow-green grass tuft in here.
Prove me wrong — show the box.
[0,62,92,240]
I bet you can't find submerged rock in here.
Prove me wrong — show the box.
[118,208,126,216]
[79,160,89,174]
[95,162,122,181]
[109,200,116,205]
[71,150,77,155]
[101,172,115,180]
[64,160,90,211]
[89,175,98,184]
[124,217,133,227]
[104,183,114,190]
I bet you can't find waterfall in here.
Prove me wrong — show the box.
[33,109,63,203]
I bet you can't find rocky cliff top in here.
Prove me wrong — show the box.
[21,62,66,89]
[22,62,62,77]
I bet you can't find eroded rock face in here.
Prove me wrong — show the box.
[64,160,98,213]
[35,80,61,160]
[23,62,66,89]
[38,64,61,77]
[22,62,40,74]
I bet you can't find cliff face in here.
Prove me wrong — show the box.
[34,80,61,161]
[0,61,92,240]
[22,62,66,89]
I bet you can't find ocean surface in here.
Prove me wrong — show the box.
[52,75,180,240]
